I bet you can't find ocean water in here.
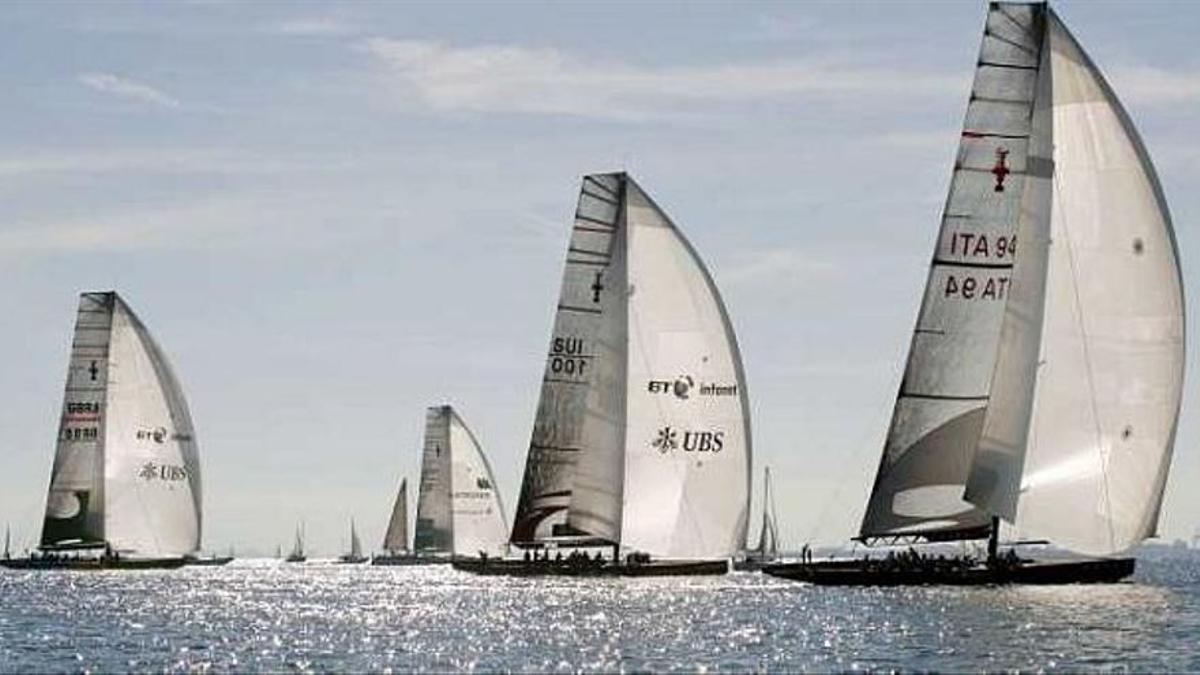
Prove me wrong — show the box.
[1,550,1197,672]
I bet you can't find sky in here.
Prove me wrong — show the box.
[1,1,1197,556]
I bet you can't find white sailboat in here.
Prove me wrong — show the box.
[338,518,367,564]
[370,477,413,564]
[3,292,202,570]
[285,524,306,563]
[458,172,752,577]
[768,2,1183,586]
[735,467,779,570]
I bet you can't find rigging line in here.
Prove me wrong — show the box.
[1053,176,1119,551]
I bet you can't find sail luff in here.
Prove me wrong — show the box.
[859,3,1046,542]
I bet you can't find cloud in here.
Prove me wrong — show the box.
[359,38,963,121]
[1109,65,1200,107]
[78,72,181,109]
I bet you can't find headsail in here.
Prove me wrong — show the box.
[446,407,508,557]
[987,8,1183,555]
[41,292,201,557]
[349,519,362,559]
[755,467,779,557]
[860,4,1047,542]
[382,478,409,554]
[413,407,453,553]
[512,173,751,559]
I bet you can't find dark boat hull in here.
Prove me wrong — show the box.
[370,555,449,566]
[336,556,369,564]
[183,556,234,567]
[284,556,307,563]
[732,557,778,572]
[1,556,187,571]
[763,557,1135,586]
[453,558,728,577]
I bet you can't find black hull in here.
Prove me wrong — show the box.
[370,555,448,567]
[453,558,728,577]
[284,556,307,563]
[1,556,187,571]
[336,556,369,565]
[732,558,778,572]
[763,557,1136,586]
[183,556,234,567]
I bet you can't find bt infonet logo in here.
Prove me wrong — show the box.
[647,375,738,400]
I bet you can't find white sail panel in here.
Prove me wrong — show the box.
[618,178,750,559]
[414,407,453,552]
[382,478,409,553]
[41,293,112,548]
[860,3,1044,541]
[349,520,363,558]
[102,296,200,556]
[511,174,624,544]
[447,408,509,557]
[964,24,1056,520]
[1012,12,1184,555]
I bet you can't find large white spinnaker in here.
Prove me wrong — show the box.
[616,178,750,560]
[1004,10,1185,555]
[41,292,201,558]
[447,408,509,557]
[382,478,409,554]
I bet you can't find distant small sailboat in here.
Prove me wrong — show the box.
[3,525,10,560]
[734,467,779,571]
[455,172,751,578]
[337,519,368,564]
[285,524,306,563]
[370,478,413,565]
[3,292,202,570]
[767,3,1184,587]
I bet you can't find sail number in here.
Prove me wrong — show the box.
[549,336,589,379]
[948,232,1016,259]
[944,274,1010,300]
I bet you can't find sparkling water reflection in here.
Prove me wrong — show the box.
[1,551,1197,671]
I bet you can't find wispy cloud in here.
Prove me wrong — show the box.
[360,38,962,121]
[1110,65,1200,107]
[78,72,181,109]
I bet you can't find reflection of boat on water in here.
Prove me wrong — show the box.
[766,3,1184,587]
[337,519,368,564]
[453,172,751,578]
[733,467,779,571]
[285,524,307,563]
[1,292,205,572]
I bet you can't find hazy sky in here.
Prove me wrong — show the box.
[1,1,1196,556]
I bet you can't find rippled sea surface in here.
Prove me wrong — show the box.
[2,549,1198,672]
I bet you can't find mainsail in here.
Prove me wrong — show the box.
[40,292,201,557]
[414,405,508,557]
[382,478,409,554]
[862,4,1183,557]
[510,173,751,559]
[349,519,363,559]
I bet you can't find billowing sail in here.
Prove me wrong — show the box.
[513,173,751,559]
[511,174,626,544]
[447,408,508,557]
[860,4,1046,541]
[382,478,409,554]
[413,407,453,552]
[617,178,750,559]
[999,10,1184,555]
[41,292,201,557]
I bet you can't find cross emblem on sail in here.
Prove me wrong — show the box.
[991,147,1011,192]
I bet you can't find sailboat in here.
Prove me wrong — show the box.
[337,519,368,564]
[2,292,202,570]
[454,172,751,577]
[766,2,1184,586]
[370,477,419,565]
[285,524,306,563]
[734,467,780,571]
[3,525,10,560]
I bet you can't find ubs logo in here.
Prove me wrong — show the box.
[651,426,725,454]
[138,461,188,482]
[476,477,492,490]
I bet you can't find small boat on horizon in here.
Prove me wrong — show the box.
[2,292,206,571]
[285,524,307,563]
[766,2,1184,587]
[337,519,368,564]
[733,467,780,571]
[455,172,751,578]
